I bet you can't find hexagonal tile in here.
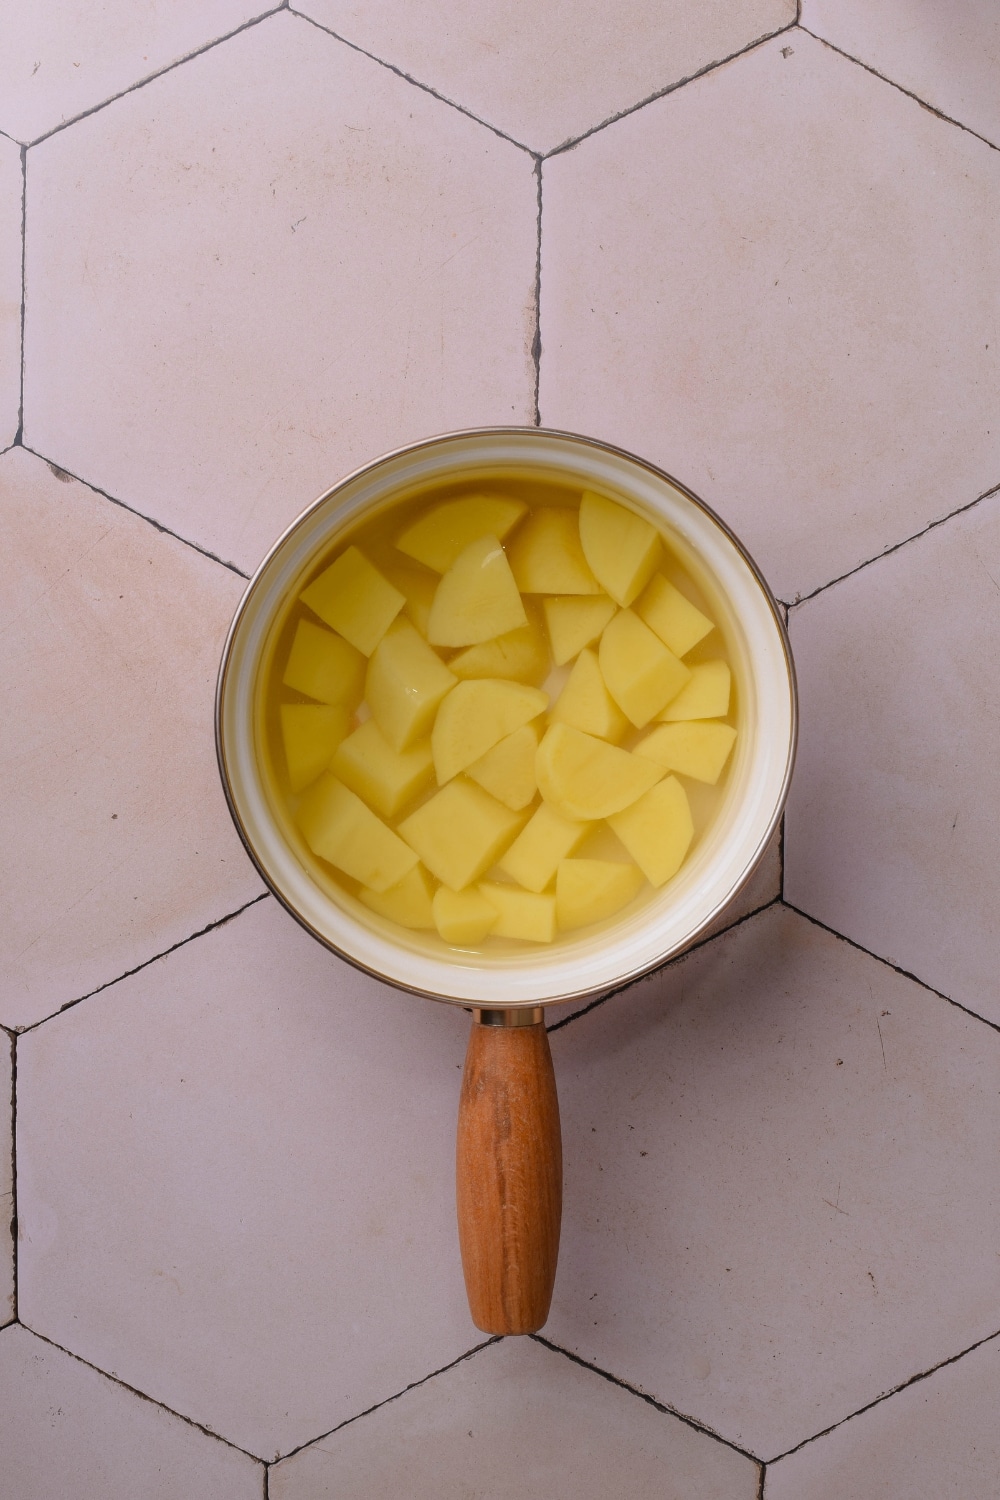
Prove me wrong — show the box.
[0,448,261,1031]
[540,30,1000,603]
[0,133,21,449]
[24,10,537,575]
[0,0,276,145]
[0,1035,11,1327]
[271,1337,759,1498]
[784,491,1000,1025]
[545,904,1000,1459]
[296,0,795,155]
[0,1324,262,1498]
[766,1332,1000,1493]
[803,0,1000,151]
[17,896,478,1460]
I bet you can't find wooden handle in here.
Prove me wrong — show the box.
[456,1011,562,1335]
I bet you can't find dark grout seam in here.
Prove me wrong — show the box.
[6,1031,16,1323]
[16,893,271,1037]
[767,1323,1000,1464]
[532,160,543,426]
[757,1462,768,1500]
[14,145,25,447]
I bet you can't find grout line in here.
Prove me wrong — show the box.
[14,144,26,446]
[532,158,543,426]
[288,9,535,156]
[543,21,797,159]
[757,1461,767,1500]
[767,1323,1000,1463]
[798,26,1000,155]
[273,1337,500,1464]
[16,893,271,1036]
[263,1464,271,1499]
[18,446,251,580]
[7,1032,16,1323]
[27,7,285,148]
[778,812,786,904]
[531,1335,761,1462]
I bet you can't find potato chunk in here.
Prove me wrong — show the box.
[466,724,539,811]
[432,679,548,784]
[296,773,417,892]
[599,609,691,727]
[543,594,617,665]
[556,859,644,931]
[448,617,549,685]
[359,864,435,929]
[550,647,629,742]
[396,494,527,572]
[300,546,404,656]
[365,617,456,752]
[383,564,438,639]
[433,885,498,946]
[634,721,738,784]
[332,720,434,819]
[508,509,601,594]
[659,661,731,721]
[607,777,694,887]
[280,703,351,793]
[427,534,527,647]
[479,884,556,943]
[579,492,661,607]
[536,723,664,820]
[282,619,365,707]
[635,574,714,658]
[398,779,523,890]
[498,802,586,892]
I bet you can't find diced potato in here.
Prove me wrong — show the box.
[543,594,617,665]
[498,802,586,892]
[448,617,549,685]
[427,534,527,647]
[396,495,528,572]
[365,617,456,752]
[508,509,601,594]
[433,885,498,945]
[280,703,351,793]
[659,661,731,721]
[536,723,664,820]
[556,859,645,931]
[466,723,539,810]
[332,719,434,819]
[636,574,715,658]
[607,777,694,887]
[550,647,629,742]
[398,779,523,891]
[383,564,438,638]
[296,773,417,892]
[282,619,365,707]
[300,546,405,656]
[432,679,548,784]
[634,721,738,784]
[479,884,556,943]
[359,864,435,929]
[599,609,691,727]
[578,492,661,607]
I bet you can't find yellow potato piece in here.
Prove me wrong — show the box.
[300,546,405,656]
[498,801,586,892]
[635,574,714,658]
[508,509,601,594]
[635,721,738,784]
[432,679,548,784]
[296,773,417,892]
[479,884,556,943]
[398,779,523,891]
[599,609,691,727]
[280,703,351,794]
[555,859,645,932]
[282,619,365,707]
[359,864,435,929]
[383,564,438,639]
[448,616,549,685]
[433,885,498,945]
[579,492,661,606]
[466,723,539,811]
[332,720,434,819]
[607,777,694,887]
[365,617,456,752]
[536,723,664,821]
[659,661,731,722]
[427,534,528,647]
[396,494,527,573]
[543,594,617,665]
[550,647,629,742]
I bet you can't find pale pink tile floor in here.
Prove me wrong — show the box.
[2,4,999,1496]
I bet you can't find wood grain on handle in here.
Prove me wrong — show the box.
[456,1014,562,1335]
